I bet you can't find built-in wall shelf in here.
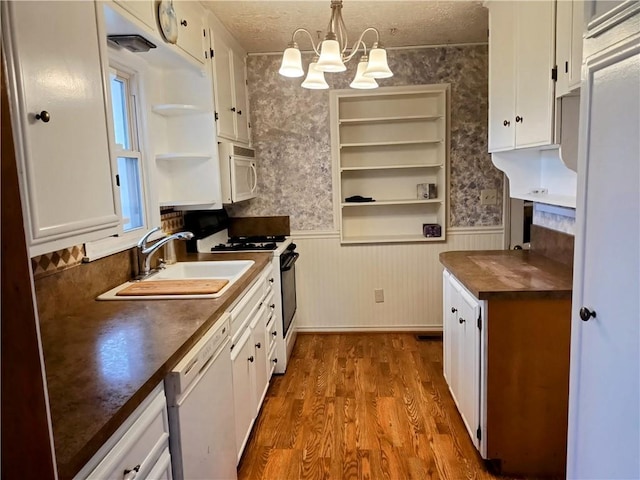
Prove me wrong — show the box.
[341,164,443,172]
[340,139,442,149]
[339,114,443,124]
[155,153,211,162]
[331,84,451,244]
[151,104,208,116]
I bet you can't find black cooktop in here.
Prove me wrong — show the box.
[211,235,287,252]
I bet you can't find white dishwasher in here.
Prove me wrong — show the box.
[165,314,237,480]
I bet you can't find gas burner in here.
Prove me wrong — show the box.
[211,241,278,252]
[228,235,287,244]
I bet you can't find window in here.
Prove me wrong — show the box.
[110,69,145,233]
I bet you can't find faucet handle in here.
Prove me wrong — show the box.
[137,226,162,249]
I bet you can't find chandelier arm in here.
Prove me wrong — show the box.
[338,11,348,55]
[344,27,380,63]
[291,28,321,56]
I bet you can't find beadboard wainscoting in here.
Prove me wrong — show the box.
[292,227,504,332]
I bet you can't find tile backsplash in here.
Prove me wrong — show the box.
[31,245,85,280]
[226,45,503,231]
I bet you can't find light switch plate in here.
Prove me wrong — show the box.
[374,288,384,303]
[481,189,498,205]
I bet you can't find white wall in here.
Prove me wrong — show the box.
[293,227,504,332]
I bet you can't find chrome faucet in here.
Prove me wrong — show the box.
[136,227,194,279]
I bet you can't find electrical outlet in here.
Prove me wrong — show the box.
[480,189,498,205]
[374,288,384,303]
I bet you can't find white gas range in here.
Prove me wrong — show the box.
[192,226,298,375]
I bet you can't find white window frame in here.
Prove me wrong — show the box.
[84,54,160,261]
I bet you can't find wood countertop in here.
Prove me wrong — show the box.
[439,250,573,300]
[37,252,272,479]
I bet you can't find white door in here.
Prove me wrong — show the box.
[487,0,516,152]
[4,1,119,250]
[233,50,250,144]
[443,271,454,384]
[211,31,235,140]
[567,32,640,479]
[173,1,205,64]
[252,305,269,417]
[458,287,481,449]
[231,329,255,462]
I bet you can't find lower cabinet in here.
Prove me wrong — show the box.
[229,265,276,462]
[443,269,571,477]
[74,384,172,480]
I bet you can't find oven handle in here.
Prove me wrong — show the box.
[280,252,299,271]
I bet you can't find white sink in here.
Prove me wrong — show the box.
[97,260,254,300]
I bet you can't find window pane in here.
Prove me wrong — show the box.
[117,157,144,232]
[110,76,130,150]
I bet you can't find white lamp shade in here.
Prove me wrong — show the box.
[316,39,346,72]
[279,47,304,77]
[363,48,393,78]
[302,62,329,89]
[350,60,378,89]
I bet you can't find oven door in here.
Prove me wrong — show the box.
[280,251,299,337]
[230,156,257,202]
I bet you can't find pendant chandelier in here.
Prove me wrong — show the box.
[278,0,393,90]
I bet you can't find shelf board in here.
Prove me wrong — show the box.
[339,114,443,124]
[155,153,211,161]
[151,104,208,116]
[340,140,442,149]
[341,164,443,171]
[341,234,445,244]
[159,200,217,207]
[341,199,443,207]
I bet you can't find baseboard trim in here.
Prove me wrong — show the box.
[296,325,443,333]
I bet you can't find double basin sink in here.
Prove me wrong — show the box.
[98,260,255,300]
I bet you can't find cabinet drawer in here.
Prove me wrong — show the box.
[78,385,170,479]
[268,343,278,378]
[230,268,268,342]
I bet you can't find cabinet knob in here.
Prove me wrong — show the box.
[35,111,51,123]
[579,307,596,322]
[503,120,510,127]
[230,107,236,112]
[515,115,523,123]
[123,465,140,480]
[237,110,242,115]
[458,317,465,324]
[248,355,254,363]
[451,307,457,313]
[255,342,261,349]
[180,19,188,27]
[269,278,274,284]
[270,303,276,309]
[272,331,277,337]
[272,358,278,364]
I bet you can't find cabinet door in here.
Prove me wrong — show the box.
[173,1,205,64]
[555,0,574,97]
[211,31,236,141]
[232,51,250,144]
[230,329,255,463]
[488,1,516,152]
[567,31,639,479]
[442,271,453,384]
[113,0,155,30]
[569,0,585,91]
[4,1,119,253]
[252,305,269,417]
[458,288,481,449]
[514,1,556,148]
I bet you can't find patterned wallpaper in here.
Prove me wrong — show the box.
[226,45,503,231]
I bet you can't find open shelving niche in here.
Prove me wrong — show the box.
[149,68,222,210]
[330,84,450,244]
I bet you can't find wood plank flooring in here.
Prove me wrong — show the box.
[238,333,514,480]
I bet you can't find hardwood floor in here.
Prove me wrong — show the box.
[238,333,513,480]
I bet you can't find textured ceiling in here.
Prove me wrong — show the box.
[203,1,488,54]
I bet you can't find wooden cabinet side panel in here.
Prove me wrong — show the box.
[486,298,571,477]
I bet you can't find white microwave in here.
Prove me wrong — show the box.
[218,142,257,204]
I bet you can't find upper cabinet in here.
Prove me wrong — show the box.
[112,0,156,31]
[487,1,556,152]
[209,19,251,145]
[172,1,207,64]
[2,1,120,256]
[556,0,585,97]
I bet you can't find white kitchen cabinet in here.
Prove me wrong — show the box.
[172,1,207,64]
[567,6,639,478]
[112,0,155,31]
[74,384,172,480]
[209,27,251,145]
[229,266,275,462]
[487,0,556,152]
[2,0,120,257]
[331,84,449,244]
[555,0,585,97]
[443,271,481,449]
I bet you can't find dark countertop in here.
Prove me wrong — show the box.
[439,250,573,300]
[38,251,271,479]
